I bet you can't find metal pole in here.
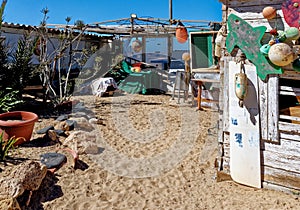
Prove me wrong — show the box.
[169,0,173,24]
[130,17,134,34]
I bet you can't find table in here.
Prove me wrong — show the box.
[191,78,220,110]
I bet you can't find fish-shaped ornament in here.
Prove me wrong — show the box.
[235,72,248,107]
[226,14,283,80]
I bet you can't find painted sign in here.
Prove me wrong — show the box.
[229,61,261,188]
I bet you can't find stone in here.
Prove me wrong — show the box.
[80,141,100,154]
[40,153,67,169]
[68,117,94,132]
[65,120,76,131]
[0,197,21,210]
[56,120,77,131]
[54,129,66,136]
[36,125,54,134]
[0,161,47,199]
[63,130,98,155]
[55,115,68,122]
[46,130,59,141]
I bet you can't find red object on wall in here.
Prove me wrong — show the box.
[282,0,300,28]
[176,25,188,44]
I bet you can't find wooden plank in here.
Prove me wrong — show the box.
[258,76,268,141]
[280,115,300,123]
[263,166,300,190]
[280,133,300,142]
[263,181,300,195]
[221,131,230,144]
[226,8,289,30]
[191,68,220,73]
[191,78,220,83]
[222,156,231,174]
[280,70,300,80]
[263,150,300,173]
[223,144,230,158]
[280,86,300,93]
[263,138,300,158]
[24,85,44,90]
[279,121,300,134]
[222,57,231,132]
[220,0,284,7]
[268,75,279,142]
[280,91,300,96]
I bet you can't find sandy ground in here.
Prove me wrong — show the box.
[1,93,299,210]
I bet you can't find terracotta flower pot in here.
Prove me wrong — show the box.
[0,111,38,145]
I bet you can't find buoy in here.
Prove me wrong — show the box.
[235,72,248,107]
[182,52,190,61]
[131,39,142,53]
[292,58,300,72]
[277,30,287,42]
[285,27,300,41]
[268,43,294,66]
[262,6,277,20]
[260,44,271,56]
[176,25,188,44]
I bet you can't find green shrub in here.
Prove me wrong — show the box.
[0,88,23,113]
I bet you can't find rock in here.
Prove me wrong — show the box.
[40,153,67,169]
[68,112,91,119]
[36,126,54,134]
[65,120,76,131]
[0,197,21,210]
[80,141,100,154]
[68,117,94,132]
[74,102,85,109]
[46,130,59,141]
[63,131,82,145]
[56,120,77,131]
[63,130,98,155]
[55,115,68,122]
[0,161,47,199]
[54,129,66,136]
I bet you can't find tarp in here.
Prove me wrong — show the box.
[103,60,161,94]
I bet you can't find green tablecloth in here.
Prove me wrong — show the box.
[118,70,160,94]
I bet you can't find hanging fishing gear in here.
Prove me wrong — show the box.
[234,53,248,107]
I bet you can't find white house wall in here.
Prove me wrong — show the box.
[218,0,300,192]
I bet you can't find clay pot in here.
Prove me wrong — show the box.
[176,26,188,43]
[0,111,38,145]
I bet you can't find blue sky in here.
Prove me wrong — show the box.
[3,0,222,26]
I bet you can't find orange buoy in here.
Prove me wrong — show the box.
[176,25,188,44]
[262,6,277,20]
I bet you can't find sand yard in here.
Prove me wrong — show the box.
[0,93,299,210]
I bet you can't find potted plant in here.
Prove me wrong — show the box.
[0,111,38,145]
